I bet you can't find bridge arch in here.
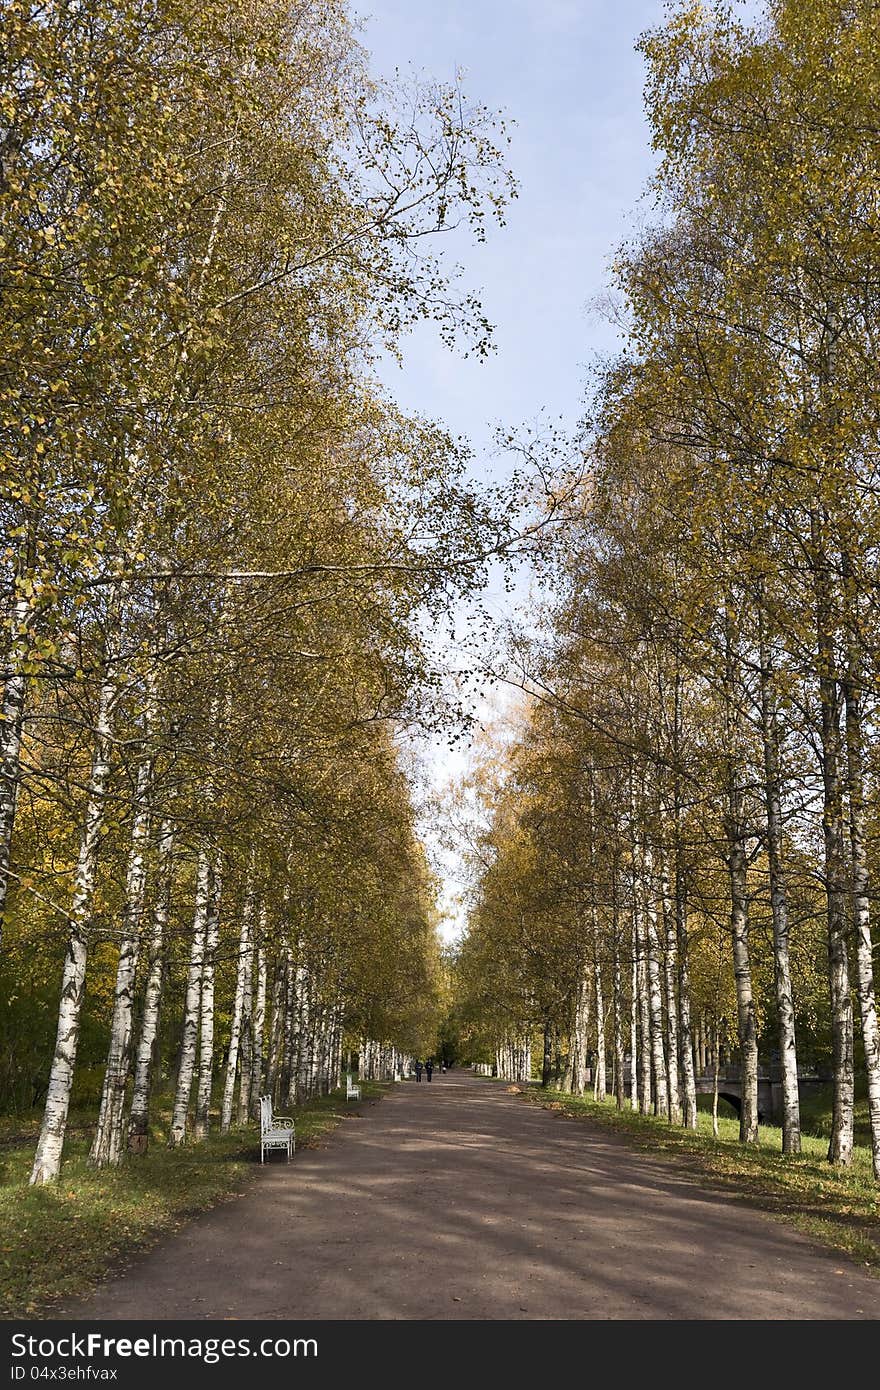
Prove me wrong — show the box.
[717,1090,741,1116]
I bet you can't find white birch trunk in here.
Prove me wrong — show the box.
[675,875,698,1130]
[813,529,854,1166]
[712,1023,720,1138]
[312,1007,324,1093]
[168,846,211,1146]
[300,978,314,1095]
[30,671,116,1185]
[660,871,682,1125]
[643,861,669,1120]
[128,819,174,1154]
[311,1004,324,1094]
[592,951,606,1102]
[266,955,286,1101]
[570,967,591,1095]
[193,854,222,1140]
[758,616,801,1154]
[295,974,311,1097]
[629,924,638,1110]
[852,866,880,1182]
[843,642,880,1179]
[324,1013,336,1092]
[730,833,760,1144]
[612,909,625,1109]
[281,946,296,1106]
[221,884,254,1132]
[636,908,652,1115]
[249,933,266,1112]
[286,954,304,1108]
[0,590,31,952]
[236,931,254,1125]
[90,758,152,1167]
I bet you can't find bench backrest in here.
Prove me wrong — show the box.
[259,1095,272,1134]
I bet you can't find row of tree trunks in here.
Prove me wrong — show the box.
[548,841,700,1130]
[360,1039,410,1081]
[495,1036,531,1082]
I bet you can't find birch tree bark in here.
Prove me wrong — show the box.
[128,819,174,1154]
[813,532,854,1167]
[30,669,116,1185]
[286,953,305,1108]
[194,853,223,1140]
[266,954,287,1102]
[221,883,254,1132]
[629,927,639,1110]
[671,654,697,1127]
[723,613,759,1145]
[0,587,32,952]
[569,965,591,1095]
[280,945,296,1105]
[541,1020,553,1088]
[842,590,880,1179]
[612,885,625,1108]
[728,820,759,1144]
[636,906,652,1115]
[674,866,698,1129]
[236,932,254,1124]
[643,853,669,1120]
[169,846,212,1146]
[295,965,311,1100]
[592,944,606,1102]
[757,613,801,1154]
[249,930,267,1111]
[660,868,682,1124]
[712,1020,721,1138]
[89,757,152,1167]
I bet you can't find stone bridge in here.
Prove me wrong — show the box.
[694,1068,831,1123]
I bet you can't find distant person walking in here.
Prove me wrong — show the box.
[425,1059,434,1082]
[415,1060,423,1082]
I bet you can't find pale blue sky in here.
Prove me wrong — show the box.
[356,1,670,935]
[358,0,668,461]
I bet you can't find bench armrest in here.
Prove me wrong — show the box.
[272,1115,295,1127]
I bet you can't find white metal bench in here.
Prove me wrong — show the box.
[259,1095,294,1162]
[345,1073,361,1101]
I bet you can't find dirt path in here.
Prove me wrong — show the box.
[64,1073,879,1320]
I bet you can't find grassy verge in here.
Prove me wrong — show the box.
[0,1083,387,1318]
[517,1085,880,1271]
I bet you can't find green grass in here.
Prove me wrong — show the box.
[0,1083,387,1318]
[517,1084,880,1272]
